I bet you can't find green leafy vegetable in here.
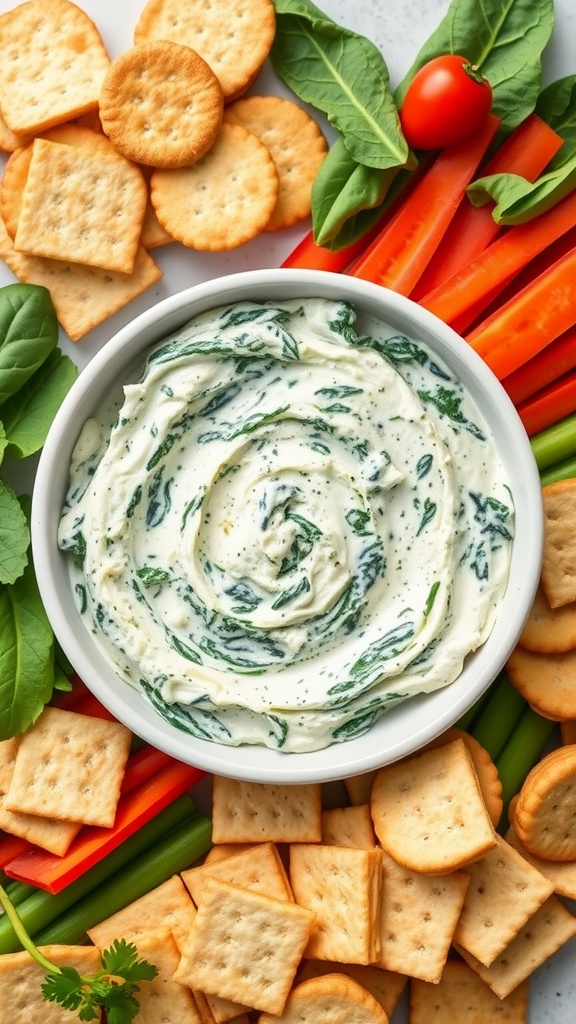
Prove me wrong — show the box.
[0,884,157,1024]
[0,348,78,458]
[0,284,58,404]
[394,0,555,136]
[0,479,29,585]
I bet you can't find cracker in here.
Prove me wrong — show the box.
[376,849,469,983]
[541,477,576,608]
[452,834,554,967]
[505,824,576,901]
[14,138,147,274]
[0,737,81,856]
[99,41,223,169]
[0,108,31,153]
[87,874,197,951]
[202,843,260,866]
[344,770,378,806]
[289,843,382,964]
[321,804,376,849]
[511,744,576,861]
[211,776,322,844]
[173,876,314,1015]
[517,582,576,652]
[203,994,250,1024]
[507,644,576,720]
[182,841,292,905]
[455,894,576,1000]
[421,726,503,828]
[371,739,497,873]
[134,0,276,102]
[297,960,407,1019]
[151,123,279,251]
[409,960,529,1024]
[0,211,163,342]
[223,96,327,231]
[0,944,102,1024]
[127,930,203,1024]
[0,0,110,135]
[257,973,389,1024]
[6,706,131,827]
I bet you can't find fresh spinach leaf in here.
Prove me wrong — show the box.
[270,0,410,170]
[394,0,555,136]
[311,137,399,246]
[0,555,54,740]
[0,479,29,585]
[537,75,576,147]
[0,283,58,404]
[0,348,78,458]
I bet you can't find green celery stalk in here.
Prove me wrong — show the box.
[0,880,37,908]
[0,795,196,954]
[531,411,576,471]
[469,673,527,761]
[495,706,558,830]
[33,812,212,946]
[455,676,502,732]
[540,453,576,486]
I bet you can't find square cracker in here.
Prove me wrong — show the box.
[182,841,293,905]
[128,930,203,1024]
[376,849,470,983]
[0,0,110,135]
[410,960,529,1023]
[0,944,101,1024]
[289,843,382,964]
[321,804,376,849]
[453,833,554,966]
[14,138,147,274]
[6,706,131,827]
[211,776,321,843]
[174,876,314,1015]
[0,211,163,342]
[371,739,497,873]
[541,478,576,608]
[0,738,81,856]
[87,874,197,952]
[455,895,576,999]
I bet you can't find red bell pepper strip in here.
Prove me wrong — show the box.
[0,833,29,869]
[348,114,500,295]
[516,368,576,436]
[411,114,563,300]
[502,324,576,406]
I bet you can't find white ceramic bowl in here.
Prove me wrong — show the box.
[32,269,542,783]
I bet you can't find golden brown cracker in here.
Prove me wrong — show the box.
[182,841,293,905]
[211,776,322,844]
[87,874,197,951]
[151,122,279,251]
[421,726,503,828]
[507,644,576,720]
[0,0,110,135]
[0,944,102,1024]
[505,823,576,901]
[127,930,203,1024]
[257,973,390,1024]
[223,95,327,231]
[0,107,31,153]
[511,743,576,861]
[297,960,406,1019]
[0,737,81,856]
[99,40,223,169]
[410,960,529,1023]
[517,583,576,653]
[344,770,378,806]
[541,477,576,608]
[321,804,377,849]
[134,0,276,102]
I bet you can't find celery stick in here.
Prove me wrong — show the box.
[0,795,195,954]
[455,676,502,733]
[470,673,527,761]
[531,411,576,470]
[540,454,576,487]
[33,813,212,946]
[1,880,37,908]
[495,706,558,830]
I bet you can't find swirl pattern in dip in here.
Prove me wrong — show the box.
[58,298,514,752]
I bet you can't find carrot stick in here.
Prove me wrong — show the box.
[281,227,375,273]
[347,114,500,295]
[465,245,576,379]
[501,325,576,406]
[420,189,576,327]
[3,760,205,893]
[516,368,576,436]
[411,114,563,300]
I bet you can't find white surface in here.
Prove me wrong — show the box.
[1,0,574,1017]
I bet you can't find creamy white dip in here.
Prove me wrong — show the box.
[58,298,514,752]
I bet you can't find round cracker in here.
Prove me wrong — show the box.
[223,95,327,231]
[99,40,223,169]
[134,0,275,101]
[517,583,576,653]
[257,973,389,1024]
[150,123,279,251]
[512,744,576,861]
[507,644,576,720]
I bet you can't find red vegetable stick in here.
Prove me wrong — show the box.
[411,114,563,300]
[281,227,375,273]
[0,833,29,869]
[501,325,576,406]
[48,674,91,711]
[118,744,173,794]
[4,760,205,893]
[347,113,500,295]
[465,244,576,379]
[420,189,576,327]
[517,367,576,436]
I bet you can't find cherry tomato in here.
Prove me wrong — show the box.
[399,54,492,151]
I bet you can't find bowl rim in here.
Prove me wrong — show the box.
[31,268,543,783]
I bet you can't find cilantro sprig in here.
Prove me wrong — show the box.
[0,884,157,1024]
